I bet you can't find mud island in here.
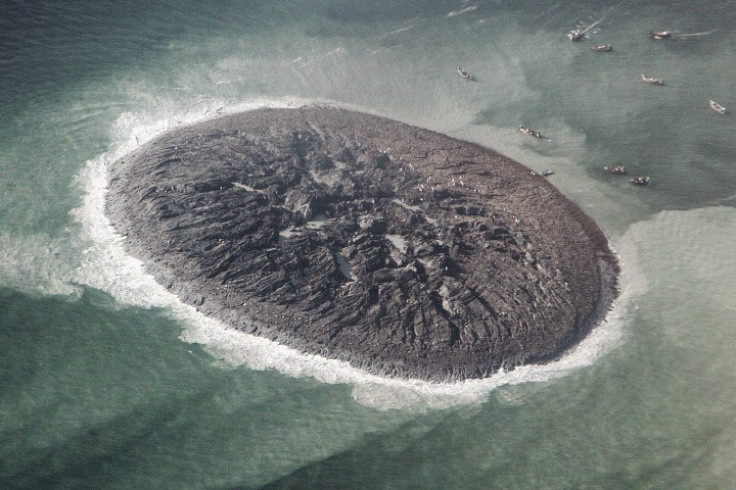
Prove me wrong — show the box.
[107,107,618,382]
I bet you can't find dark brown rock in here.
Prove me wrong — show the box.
[106,106,618,382]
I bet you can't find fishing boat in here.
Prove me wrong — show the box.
[641,74,664,85]
[519,126,542,138]
[603,165,627,175]
[629,176,650,186]
[591,44,612,52]
[568,30,584,41]
[650,30,672,40]
[457,66,473,81]
[709,100,727,115]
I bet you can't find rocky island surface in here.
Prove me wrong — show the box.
[106,107,619,382]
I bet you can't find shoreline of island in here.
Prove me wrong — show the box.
[106,106,619,382]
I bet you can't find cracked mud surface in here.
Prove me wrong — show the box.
[107,107,618,381]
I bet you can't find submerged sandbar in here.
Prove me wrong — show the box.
[106,107,618,381]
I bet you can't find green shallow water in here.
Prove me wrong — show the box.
[1,1,736,488]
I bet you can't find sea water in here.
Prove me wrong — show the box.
[1,1,735,488]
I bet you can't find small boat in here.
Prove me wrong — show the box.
[603,165,627,175]
[568,30,584,41]
[457,66,473,81]
[519,125,542,138]
[541,169,554,177]
[591,44,613,52]
[629,176,650,186]
[709,100,727,115]
[650,30,672,40]
[641,74,664,85]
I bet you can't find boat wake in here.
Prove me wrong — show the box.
[378,25,415,40]
[580,16,606,35]
[676,29,718,38]
[446,5,478,18]
[571,1,626,36]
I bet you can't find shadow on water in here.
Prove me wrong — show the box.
[245,410,461,490]
[0,287,373,490]
[2,398,200,490]
[0,287,198,488]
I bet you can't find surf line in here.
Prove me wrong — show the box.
[73,98,633,410]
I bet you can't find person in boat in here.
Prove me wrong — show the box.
[457,67,473,81]
[604,165,627,175]
[519,126,542,138]
[568,30,584,41]
[709,100,727,115]
[641,74,664,85]
[650,30,672,39]
[629,176,650,186]
[592,44,612,52]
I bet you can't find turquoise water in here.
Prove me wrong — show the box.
[2,1,735,488]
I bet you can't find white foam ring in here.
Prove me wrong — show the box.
[0,232,81,297]
[72,96,642,411]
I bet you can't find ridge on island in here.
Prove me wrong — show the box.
[106,107,619,382]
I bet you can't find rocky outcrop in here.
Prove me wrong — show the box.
[106,107,618,381]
